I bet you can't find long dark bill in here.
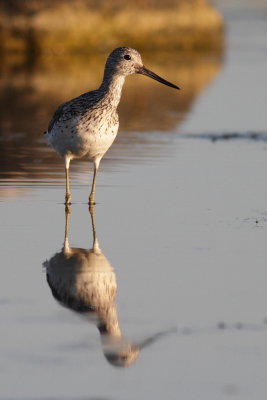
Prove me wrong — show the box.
[137,66,180,90]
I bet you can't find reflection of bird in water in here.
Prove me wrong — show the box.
[44,206,172,367]
[45,47,179,205]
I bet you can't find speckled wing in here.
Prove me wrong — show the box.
[47,102,66,133]
[47,91,101,134]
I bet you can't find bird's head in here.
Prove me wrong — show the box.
[105,47,180,90]
[104,345,140,367]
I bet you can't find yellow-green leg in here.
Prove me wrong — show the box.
[89,158,100,205]
[65,156,71,205]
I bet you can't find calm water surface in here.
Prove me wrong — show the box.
[1,1,267,399]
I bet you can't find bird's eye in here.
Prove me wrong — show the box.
[124,54,131,60]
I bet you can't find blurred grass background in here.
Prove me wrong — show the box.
[0,0,223,59]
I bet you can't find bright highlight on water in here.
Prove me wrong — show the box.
[45,47,180,205]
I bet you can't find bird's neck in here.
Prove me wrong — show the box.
[97,304,122,336]
[99,71,126,109]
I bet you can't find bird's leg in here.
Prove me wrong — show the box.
[89,165,97,205]
[63,203,71,253]
[64,156,71,205]
[88,203,100,252]
[89,158,100,205]
[65,167,71,204]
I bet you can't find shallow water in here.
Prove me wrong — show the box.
[1,1,267,399]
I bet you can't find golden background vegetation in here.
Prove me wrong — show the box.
[0,0,223,57]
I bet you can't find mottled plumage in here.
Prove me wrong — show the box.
[46,47,179,205]
[44,206,140,367]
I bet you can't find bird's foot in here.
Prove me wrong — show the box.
[89,194,95,206]
[65,203,71,214]
[65,194,71,206]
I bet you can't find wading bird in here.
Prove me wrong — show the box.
[44,205,174,367]
[45,47,179,205]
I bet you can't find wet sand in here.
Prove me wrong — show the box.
[1,1,267,399]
